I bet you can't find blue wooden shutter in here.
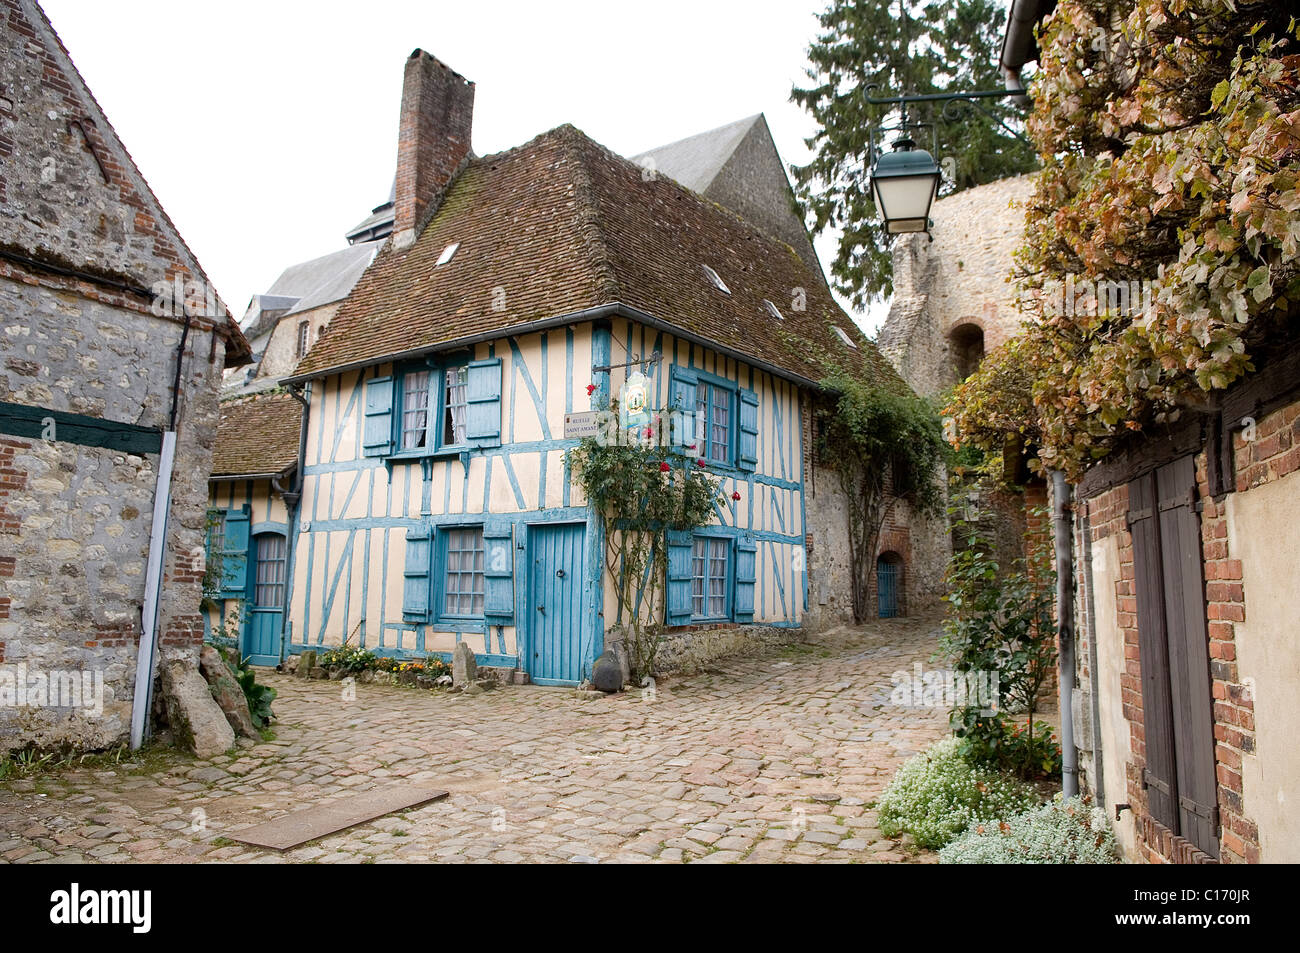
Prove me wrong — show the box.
[402,524,433,622]
[665,529,694,626]
[738,388,759,472]
[363,375,394,457]
[733,534,757,623]
[219,506,250,597]
[668,366,698,454]
[483,519,514,622]
[466,358,502,448]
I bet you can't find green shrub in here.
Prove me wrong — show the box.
[939,795,1121,864]
[232,655,276,728]
[877,738,1043,848]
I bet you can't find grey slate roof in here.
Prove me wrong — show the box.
[631,114,762,194]
[240,243,380,337]
[345,180,396,244]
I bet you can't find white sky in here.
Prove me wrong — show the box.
[40,0,889,333]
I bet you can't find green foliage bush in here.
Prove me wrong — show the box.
[942,493,1060,781]
[233,656,276,729]
[877,738,1043,849]
[939,795,1121,864]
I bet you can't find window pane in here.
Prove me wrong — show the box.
[443,527,485,617]
[401,371,431,449]
[254,535,286,608]
[710,386,730,461]
[443,366,468,445]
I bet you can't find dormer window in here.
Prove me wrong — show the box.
[436,242,460,266]
[701,264,730,294]
[762,299,784,321]
[833,326,858,349]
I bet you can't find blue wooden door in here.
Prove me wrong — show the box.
[877,556,900,618]
[245,533,287,666]
[526,523,587,686]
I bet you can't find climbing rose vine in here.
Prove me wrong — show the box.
[949,0,1300,478]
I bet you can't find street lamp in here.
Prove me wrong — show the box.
[869,136,941,235]
[863,84,1026,238]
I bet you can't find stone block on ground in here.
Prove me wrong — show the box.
[297,650,317,677]
[198,645,257,739]
[452,642,476,687]
[159,660,235,758]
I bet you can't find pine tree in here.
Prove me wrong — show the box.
[792,0,1037,307]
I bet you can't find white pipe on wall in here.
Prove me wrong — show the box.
[130,430,176,750]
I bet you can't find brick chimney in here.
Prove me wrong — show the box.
[392,50,474,251]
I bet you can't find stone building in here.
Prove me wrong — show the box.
[0,0,250,755]
[878,173,1036,401]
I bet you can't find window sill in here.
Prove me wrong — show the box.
[387,445,470,463]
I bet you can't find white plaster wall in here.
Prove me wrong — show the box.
[1225,472,1300,862]
[1089,533,1137,857]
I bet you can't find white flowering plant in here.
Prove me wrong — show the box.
[939,794,1121,864]
[877,737,1043,849]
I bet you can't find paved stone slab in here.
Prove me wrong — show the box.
[229,784,448,851]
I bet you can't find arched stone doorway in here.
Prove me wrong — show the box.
[949,322,986,381]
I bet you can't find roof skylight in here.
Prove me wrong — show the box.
[833,326,857,348]
[763,299,784,321]
[436,242,460,266]
[701,264,730,294]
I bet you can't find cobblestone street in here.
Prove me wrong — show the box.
[0,618,949,864]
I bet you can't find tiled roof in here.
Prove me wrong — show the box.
[211,392,302,478]
[294,124,901,392]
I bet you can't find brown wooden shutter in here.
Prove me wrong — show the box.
[1127,471,1180,831]
[1155,456,1220,858]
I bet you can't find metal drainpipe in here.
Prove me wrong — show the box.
[276,382,311,665]
[1080,509,1105,807]
[1051,470,1079,798]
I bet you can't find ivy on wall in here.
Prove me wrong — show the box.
[949,1,1300,478]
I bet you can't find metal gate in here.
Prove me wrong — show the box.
[877,556,900,618]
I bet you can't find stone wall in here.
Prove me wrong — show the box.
[0,276,226,754]
[0,0,234,755]
[800,393,949,629]
[878,174,1036,399]
[653,622,805,677]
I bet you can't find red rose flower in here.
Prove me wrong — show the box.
[659,462,670,472]
[586,383,597,395]
[732,491,741,501]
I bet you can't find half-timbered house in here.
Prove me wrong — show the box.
[206,50,928,684]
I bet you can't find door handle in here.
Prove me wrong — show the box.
[538,605,546,615]
[556,569,566,579]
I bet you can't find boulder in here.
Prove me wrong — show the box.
[159,660,235,758]
[298,650,317,678]
[279,655,300,675]
[198,646,257,739]
[452,642,477,687]
[591,650,624,693]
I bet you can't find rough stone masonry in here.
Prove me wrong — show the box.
[0,0,248,754]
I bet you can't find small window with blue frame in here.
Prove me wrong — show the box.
[440,525,486,619]
[691,534,730,621]
[695,381,734,465]
[398,363,469,453]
